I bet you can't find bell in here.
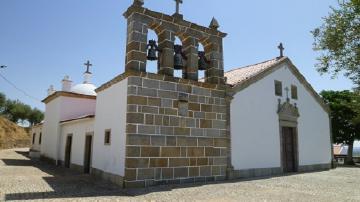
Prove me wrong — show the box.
[174,45,186,70]
[198,51,209,70]
[147,40,158,61]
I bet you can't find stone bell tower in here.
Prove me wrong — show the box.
[120,0,231,188]
[124,0,227,84]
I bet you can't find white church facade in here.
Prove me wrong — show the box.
[30,1,332,188]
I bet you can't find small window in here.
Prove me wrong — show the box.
[291,85,298,99]
[275,80,282,96]
[39,133,42,144]
[104,129,111,145]
[32,133,36,144]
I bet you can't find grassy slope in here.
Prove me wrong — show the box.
[0,116,30,149]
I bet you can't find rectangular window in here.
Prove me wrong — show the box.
[39,133,42,144]
[275,80,282,96]
[291,85,298,99]
[32,133,36,144]
[104,129,111,145]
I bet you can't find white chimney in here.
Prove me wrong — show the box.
[47,85,56,96]
[61,75,72,92]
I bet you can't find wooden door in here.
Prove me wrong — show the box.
[64,135,72,168]
[282,127,297,172]
[84,135,93,174]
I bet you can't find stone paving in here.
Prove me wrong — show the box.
[0,148,359,201]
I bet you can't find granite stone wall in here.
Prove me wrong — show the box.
[124,73,229,188]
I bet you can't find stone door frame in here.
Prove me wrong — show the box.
[278,99,300,173]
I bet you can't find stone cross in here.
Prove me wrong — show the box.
[285,87,290,100]
[175,0,183,14]
[84,60,92,74]
[278,43,284,58]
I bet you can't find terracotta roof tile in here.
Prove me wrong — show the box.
[225,57,285,86]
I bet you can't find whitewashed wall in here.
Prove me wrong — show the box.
[41,95,96,161]
[92,78,128,176]
[41,98,61,159]
[231,63,331,170]
[30,125,43,151]
[59,119,94,166]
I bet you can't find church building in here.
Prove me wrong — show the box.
[30,0,333,188]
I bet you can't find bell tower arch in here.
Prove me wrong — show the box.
[123,0,227,84]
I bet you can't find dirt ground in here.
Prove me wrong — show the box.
[0,148,359,202]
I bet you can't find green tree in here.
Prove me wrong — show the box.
[28,108,44,126]
[321,90,360,165]
[0,92,5,113]
[312,0,360,88]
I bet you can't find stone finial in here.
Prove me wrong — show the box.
[47,85,55,96]
[133,0,144,7]
[209,17,220,30]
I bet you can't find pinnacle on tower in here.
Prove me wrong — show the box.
[209,17,220,30]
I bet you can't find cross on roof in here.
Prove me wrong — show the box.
[84,60,92,74]
[278,43,285,58]
[174,0,183,14]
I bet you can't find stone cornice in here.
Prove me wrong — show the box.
[96,70,229,93]
[42,91,96,104]
[123,5,227,38]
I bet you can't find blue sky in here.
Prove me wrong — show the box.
[0,0,354,111]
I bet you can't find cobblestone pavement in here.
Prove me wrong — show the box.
[0,148,359,202]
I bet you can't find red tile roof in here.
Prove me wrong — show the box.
[225,57,286,87]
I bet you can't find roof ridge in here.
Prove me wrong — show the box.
[225,57,279,74]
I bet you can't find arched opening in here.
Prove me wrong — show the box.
[146,29,159,74]
[198,43,206,81]
[174,36,184,78]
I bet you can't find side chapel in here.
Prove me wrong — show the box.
[30,0,333,188]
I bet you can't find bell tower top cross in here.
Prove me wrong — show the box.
[175,0,183,14]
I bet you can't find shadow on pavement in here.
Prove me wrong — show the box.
[2,148,336,200]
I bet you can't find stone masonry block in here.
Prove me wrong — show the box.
[150,158,168,168]
[174,167,189,178]
[162,168,174,179]
[127,134,150,145]
[200,166,212,177]
[198,138,214,147]
[174,128,190,136]
[126,146,140,157]
[125,168,137,181]
[160,82,176,91]
[151,136,166,146]
[169,158,189,167]
[127,113,144,124]
[148,97,161,107]
[140,146,160,157]
[137,168,155,180]
[126,158,149,168]
[143,79,160,89]
[187,147,205,157]
[161,147,181,157]
[137,87,157,97]
[128,96,147,105]
[177,137,197,147]
[189,167,200,177]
